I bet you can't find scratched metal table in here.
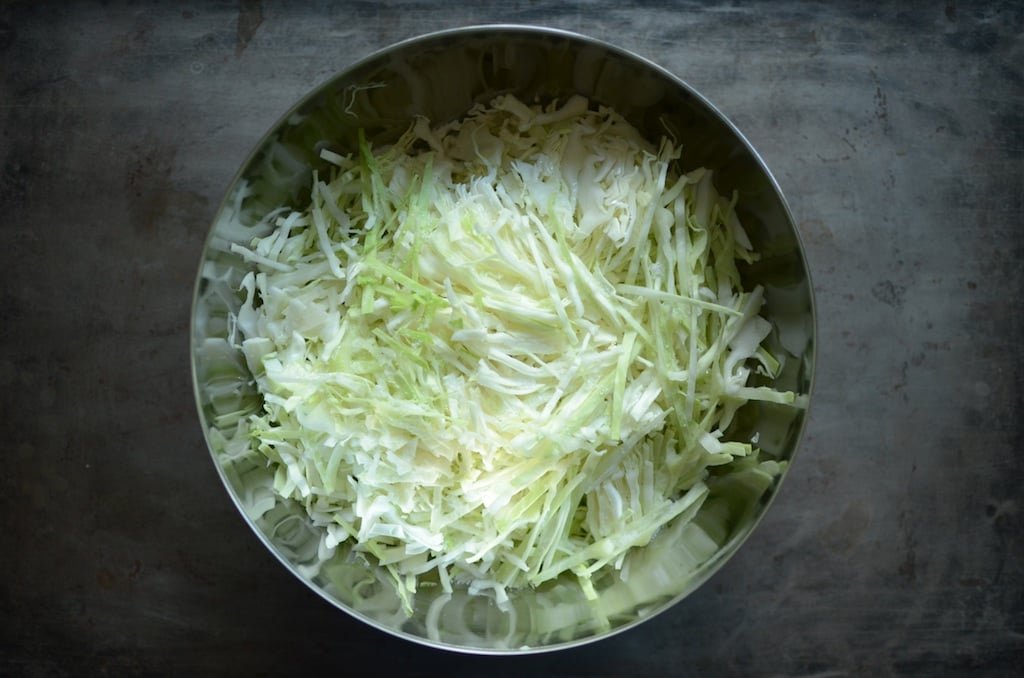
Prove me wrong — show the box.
[2,1,1021,675]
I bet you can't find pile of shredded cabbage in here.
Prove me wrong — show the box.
[229,94,794,612]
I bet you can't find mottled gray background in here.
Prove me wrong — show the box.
[1,1,1021,675]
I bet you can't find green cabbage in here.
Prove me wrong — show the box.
[229,94,796,614]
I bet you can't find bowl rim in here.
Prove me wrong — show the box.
[189,22,818,655]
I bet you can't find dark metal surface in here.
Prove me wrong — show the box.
[2,0,1021,674]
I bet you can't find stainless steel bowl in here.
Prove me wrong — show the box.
[191,24,815,653]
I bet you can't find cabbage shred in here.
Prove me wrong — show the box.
[231,95,793,612]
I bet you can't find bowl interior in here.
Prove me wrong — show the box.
[191,25,814,653]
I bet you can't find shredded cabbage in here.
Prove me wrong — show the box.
[229,94,796,614]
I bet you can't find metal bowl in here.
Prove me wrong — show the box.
[191,25,815,653]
